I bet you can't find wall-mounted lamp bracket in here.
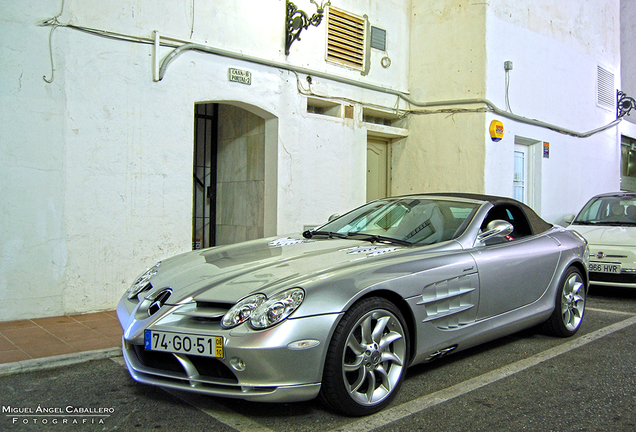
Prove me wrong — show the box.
[285,0,331,56]
[618,90,636,118]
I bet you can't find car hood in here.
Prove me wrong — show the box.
[568,225,636,247]
[146,235,437,305]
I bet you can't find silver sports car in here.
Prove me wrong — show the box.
[117,193,589,416]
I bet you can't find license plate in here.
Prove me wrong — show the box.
[589,262,621,274]
[144,330,224,358]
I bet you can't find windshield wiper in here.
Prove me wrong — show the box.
[572,221,598,225]
[347,232,412,246]
[302,230,348,239]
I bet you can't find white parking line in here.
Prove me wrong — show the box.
[109,356,275,432]
[330,315,636,432]
[164,389,277,432]
[585,306,636,315]
[111,311,636,432]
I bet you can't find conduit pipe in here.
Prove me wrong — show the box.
[154,32,621,138]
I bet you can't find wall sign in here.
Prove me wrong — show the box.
[489,120,504,142]
[228,68,251,85]
[543,142,550,158]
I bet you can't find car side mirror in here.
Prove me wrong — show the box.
[328,213,340,222]
[564,214,575,224]
[477,219,514,243]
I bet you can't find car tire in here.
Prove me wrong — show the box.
[540,266,586,337]
[319,297,409,416]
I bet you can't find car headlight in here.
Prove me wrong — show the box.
[221,294,267,329]
[221,288,305,330]
[126,262,161,300]
[249,288,305,330]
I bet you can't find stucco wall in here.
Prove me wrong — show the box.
[0,0,412,320]
[0,0,624,321]
[621,0,636,126]
[395,0,488,194]
[483,0,621,223]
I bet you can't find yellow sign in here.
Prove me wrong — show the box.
[489,120,504,142]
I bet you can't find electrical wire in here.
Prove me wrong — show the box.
[190,0,196,39]
[42,0,66,83]
[504,69,513,113]
[39,10,621,139]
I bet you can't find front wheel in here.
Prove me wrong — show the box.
[319,297,410,416]
[541,267,586,337]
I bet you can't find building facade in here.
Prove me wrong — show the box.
[0,0,626,321]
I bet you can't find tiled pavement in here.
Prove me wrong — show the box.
[0,311,122,375]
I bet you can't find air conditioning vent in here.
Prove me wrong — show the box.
[597,65,615,110]
[327,6,366,70]
[370,26,386,51]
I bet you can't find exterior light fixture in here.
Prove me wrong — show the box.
[618,90,636,118]
[285,0,331,55]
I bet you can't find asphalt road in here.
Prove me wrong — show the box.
[2,286,636,432]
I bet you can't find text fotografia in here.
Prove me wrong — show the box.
[4,405,114,425]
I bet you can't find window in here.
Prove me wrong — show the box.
[481,204,533,241]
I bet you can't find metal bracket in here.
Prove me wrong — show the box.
[285,0,331,56]
[618,90,636,118]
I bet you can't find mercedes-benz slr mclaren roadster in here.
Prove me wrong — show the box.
[117,193,589,416]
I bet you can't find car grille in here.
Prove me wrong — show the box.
[132,345,238,383]
[590,272,636,284]
[133,345,185,374]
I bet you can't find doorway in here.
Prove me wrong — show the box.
[193,103,218,250]
[513,136,543,213]
[513,146,526,203]
[193,103,268,249]
[366,139,390,201]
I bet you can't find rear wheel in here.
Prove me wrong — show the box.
[541,267,586,337]
[320,297,409,416]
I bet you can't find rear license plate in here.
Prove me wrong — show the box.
[589,262,621,274]
[144,330,224,358]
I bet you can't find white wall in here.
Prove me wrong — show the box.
[621,0,636,127]
[483,0,621,224]
[0,0,412,320]
[1,0,624,321]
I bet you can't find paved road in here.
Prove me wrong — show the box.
[2,287,636,431]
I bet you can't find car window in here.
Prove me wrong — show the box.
[480,204,533,242]
[319,198,480,245]
[574,195,636,226]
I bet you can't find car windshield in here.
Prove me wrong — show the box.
[313,197,481,245]
[573,195,636,226]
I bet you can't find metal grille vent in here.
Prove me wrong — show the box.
[327,6,365,70]
[370,26,386,51]
[597,65,615,109]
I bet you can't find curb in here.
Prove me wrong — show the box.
[0,347,122,377]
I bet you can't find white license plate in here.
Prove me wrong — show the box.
[144,330,224,358]
[589,262,621,274]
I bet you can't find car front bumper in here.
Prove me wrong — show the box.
[589,268,636,288]
[118,298,341,403]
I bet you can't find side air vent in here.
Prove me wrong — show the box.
[418,274,479,329]
[327,6,366,70]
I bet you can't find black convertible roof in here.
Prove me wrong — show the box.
[416,192,554,235]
